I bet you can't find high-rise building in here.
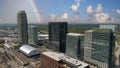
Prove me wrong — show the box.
[17,10,28,44]
[48,22,67,53]
[66,33,84,60]
[84,29,115,68]
[28,26,38,44]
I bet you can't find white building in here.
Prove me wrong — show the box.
[19,45,40,57]
[38,34,49,45]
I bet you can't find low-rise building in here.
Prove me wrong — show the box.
[38,34,49,45]
[41,51,89,68]
[19,45,40,57]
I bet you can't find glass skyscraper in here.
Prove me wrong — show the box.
[17,10,28,44]
[48,22,67,53]
[66,33,84,60]
[28,26,38,45]
[84,29,115,68]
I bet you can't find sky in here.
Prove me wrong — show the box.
[0,0,120,24]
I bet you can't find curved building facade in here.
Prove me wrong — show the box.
[17,10,28,44]
[20,45,40,57]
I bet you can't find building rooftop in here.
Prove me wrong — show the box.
[4,44,11,48]
[42,51,89,68]
[42,51,62,61]
[85,30,93,32]
[60,56,88,68]
[67,33,84,36]
[49,22,67,23]
[29,26,37,28]
[38,34,49,40]
[38,34,48,37]
[18,10,25,13]
[20,44,38,54]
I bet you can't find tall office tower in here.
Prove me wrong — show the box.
[17,10,28,44]
[48,22,67,53]
[84,29,115,68]
[66,33,84,60]
[28,26,38,44]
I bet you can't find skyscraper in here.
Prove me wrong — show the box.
[48,22,67,53]
[28,26,38,44]
[84,29,115,68]
[17,10,28,44]
[66,33,84,60]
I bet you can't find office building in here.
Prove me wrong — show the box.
[38,34,49,45]
[17,10,28,44]
[41,51,89,68]
[66,33,84,60]
[84,29,115,68]
[48,22,67,53]
[28,26,38,44]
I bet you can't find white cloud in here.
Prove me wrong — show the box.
[116,9,120,14]
[71,4,79,12]
[76,2,80,7]
[75,0,81,2]
[50,13,68,21]
[50,14,56,20]
[95,12,109,23]
[86,5,93,13]
[95,4,102,13]
[61,13,68,20]
[71,1,80,14]
[86,3,111,23]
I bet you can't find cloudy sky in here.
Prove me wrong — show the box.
[0,0,120,24]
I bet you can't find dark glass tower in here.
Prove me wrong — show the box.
[48,22,67,53]
[17,11,28,44]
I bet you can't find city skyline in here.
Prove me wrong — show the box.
[0,11,120,67]
[0,0,120,23]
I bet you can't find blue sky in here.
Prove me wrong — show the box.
[0,0,120,23]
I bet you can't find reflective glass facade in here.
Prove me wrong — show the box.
[17,11,28,44]
[92,31,113,63]
[48,22,67,53]
[99,25,117,33]
[84,29,115,68]
[66,34,84,60]
[28,26,38,44]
